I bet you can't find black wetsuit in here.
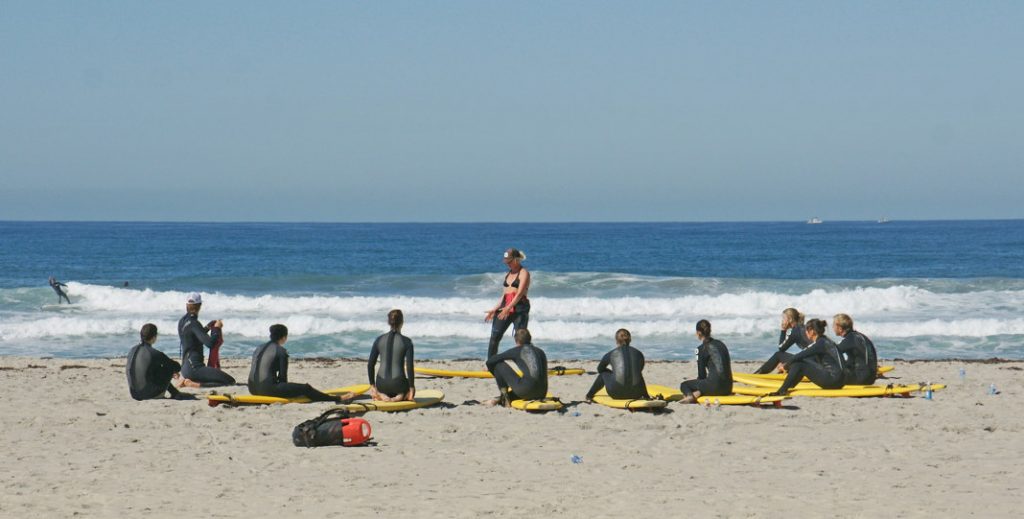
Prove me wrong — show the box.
[49,279,71,304]
[585,345,650,400]
[486,343,548,401]
[247,340,337,401]
[837,330,878,385]
[754,325,812,374]
[178,312,235,386]
[126,342,186,400]
[367,331,415,398]
[487,270,530,358]
[679,337,733,398]
[776,336,845,394]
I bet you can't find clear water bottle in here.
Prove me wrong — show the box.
[714,399,722,410]
[570,454,583,464]
[569,410,581,417]
[989,383,998,395]
[959,367,966,381]
[924,382,933,400]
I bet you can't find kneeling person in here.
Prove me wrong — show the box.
[367,309,416,402]
[485,328,548,406]
[248,324,352,403]
[679,319,733,403]
[126,323,194,400]
[585,328,650,401]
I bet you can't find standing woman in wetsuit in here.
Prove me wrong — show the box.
[753,307,811,374]
[770,318,844,396]
[484,248,531,359]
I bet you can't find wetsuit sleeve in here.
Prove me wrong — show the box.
[152,348,180,374]
[596,351,612,373]
[485,347,519,369]
[789,339,824,364]
[367,339,380,385]
[405,339,415,389]
[277,347,289,384]
[697,345,709,380]
[187,319,217,349]
[778,330,800,353]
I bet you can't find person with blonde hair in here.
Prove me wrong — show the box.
[484,328,547,407]
[585,329,650,401]
[484,248,531,358]
[769,318,844,396]
[754,307,811,374]
[833,313,878,385]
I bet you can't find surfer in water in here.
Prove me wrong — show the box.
[833,313,879,385]
[678,320,733,403]
[585,329,650,401]
[769,318,844,396]
[484,328,548,407]
[126,324,195,400]
[177,292,235,387]
[484,248,530,359]
[753,308,811,374]
[367,309,416,402]
[48,276,71,304]
[249,324,353,403]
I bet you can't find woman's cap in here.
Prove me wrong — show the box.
[186,292,203,305]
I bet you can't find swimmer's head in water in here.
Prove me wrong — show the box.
[270,324,288,342]
[140,323,158,343]
[503,248,526,264]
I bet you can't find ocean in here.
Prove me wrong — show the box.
[1,220,1022,360]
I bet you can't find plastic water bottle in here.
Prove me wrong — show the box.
[569,410,581,417]
[714,399,722,410]
[924,382,933,400]
[570,454,583,464]
[989,383,998,395]
[959,367,966,381]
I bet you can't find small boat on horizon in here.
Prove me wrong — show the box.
[807,217,823,224]
[878,217,891,224]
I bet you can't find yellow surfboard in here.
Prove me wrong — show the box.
[646,384,790,406]
[591,388,668,410]
[414,366,585,379]
[734,373,910,390]
[737,365,895,382]
[510,393,564,412]
[337,389,444,413]
[731,383,945,398]
[206,384,371,406]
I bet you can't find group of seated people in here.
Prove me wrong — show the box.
[126,294,878,404]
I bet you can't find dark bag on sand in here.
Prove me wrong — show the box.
[292,408,372,447]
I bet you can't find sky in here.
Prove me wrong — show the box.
[1,1,1021,222]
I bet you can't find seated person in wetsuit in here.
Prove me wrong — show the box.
[770,318,845,395]
[177,292,235,387]
[484,328,548,407]
[833,313,878,385]
[126,323,195,400]
[368,309,415,402]
[679,319,733,403]
[585,328,650,401]
[754,307,811,374]
[248,324,353,403]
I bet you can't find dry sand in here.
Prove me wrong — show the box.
[1,356,1021,518]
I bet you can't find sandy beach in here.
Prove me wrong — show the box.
[1,356,1021,518]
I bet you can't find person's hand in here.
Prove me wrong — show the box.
[172,372,180,380]
[497,307,511,321]
[779,362,789,373]
[484,309,497,323]
[215,320,224,328]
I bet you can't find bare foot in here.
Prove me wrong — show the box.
[483,398,501,407]
[338,392,355,402]
[177,378,201,389]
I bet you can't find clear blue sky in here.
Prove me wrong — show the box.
[2,2,1021,222]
